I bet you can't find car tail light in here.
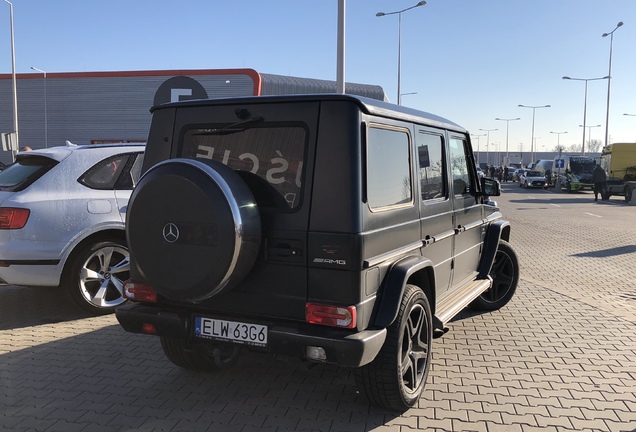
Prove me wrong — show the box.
[306,303,356,329]
[141,323,157,335]
[0,208,30,229]
[123,280,157,303]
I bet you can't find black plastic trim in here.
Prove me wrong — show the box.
[477,220,509,278]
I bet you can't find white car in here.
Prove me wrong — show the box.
[519,170,547,188]
[0,142,144,314]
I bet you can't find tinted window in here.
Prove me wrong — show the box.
[367,126,412,210]
[80,154,133,190]
[448,137,472,195]
[0,156,58,192]
[181,124,307,210]
[569,157,595,174]
[416,132,446,200]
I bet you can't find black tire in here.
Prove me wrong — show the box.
[65,239,129,315]
[625,186,633,203]
[471,240,519,311]
[160,336,241,372]
[354,284,432,411]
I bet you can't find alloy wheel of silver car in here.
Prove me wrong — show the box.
[68,240,130,314]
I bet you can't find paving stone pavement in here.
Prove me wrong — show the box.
[0,183,634,432]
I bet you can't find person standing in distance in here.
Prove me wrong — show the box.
[592,163,607,202]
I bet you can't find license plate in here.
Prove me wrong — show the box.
[194,317,268,347]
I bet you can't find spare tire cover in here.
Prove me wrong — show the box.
[127,158,261,302]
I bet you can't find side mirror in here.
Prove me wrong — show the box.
[480,177,501,197]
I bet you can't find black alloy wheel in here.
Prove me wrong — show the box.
[471,240,519,311]
[354,284,432,411]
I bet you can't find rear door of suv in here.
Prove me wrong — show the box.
[415,127,453,295]
[169,101,320,322]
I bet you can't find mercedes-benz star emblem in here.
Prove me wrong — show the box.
[163,223,180,243]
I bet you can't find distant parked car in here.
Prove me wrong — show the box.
[519,170,547,188]
[512,169,526,182]
[0,142,145,315]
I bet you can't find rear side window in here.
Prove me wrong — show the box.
[367,126,413,210]
[0,156,58,192]
[416,132,446,200]
[80,153,142,190]
[181,124,307,210]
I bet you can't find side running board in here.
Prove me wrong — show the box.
[435,277,492,327]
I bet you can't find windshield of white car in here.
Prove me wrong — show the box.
[526,171,542,177]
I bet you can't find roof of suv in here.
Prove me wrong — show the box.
[151,93,466,134]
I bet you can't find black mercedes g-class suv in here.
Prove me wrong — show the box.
[116,94,519,411]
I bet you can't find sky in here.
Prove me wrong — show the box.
[1,0,635,154]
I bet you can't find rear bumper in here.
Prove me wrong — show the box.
[0,261,62,286]
[116,303,387,368]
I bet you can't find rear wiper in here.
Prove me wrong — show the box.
[193,116,264,136]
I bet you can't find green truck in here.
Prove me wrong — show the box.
[556,155,596,192]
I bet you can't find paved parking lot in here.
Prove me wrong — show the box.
[1,183,635,432]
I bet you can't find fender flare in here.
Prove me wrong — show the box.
[373,255,434,328]
[477,220,510,278]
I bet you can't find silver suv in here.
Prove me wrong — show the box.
[0,143,145,315]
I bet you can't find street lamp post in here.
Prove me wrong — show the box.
[400,92,417,104]
[579,124,601,155]
[376,1,426,105]
[479,128,497,166]
[492,142,501,166]
[471,133,486,165]
[4,0,19,151]
[562,76,609,155]
[533,137,541,158]
[336,0,346,94]
[495,117,520,165]
[550,131,568,151]
[518,104,550,166]
[624,113,636,142]
[30,67,48,148]
[602,21,623,148]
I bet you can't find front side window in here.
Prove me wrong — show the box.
[367,126,413,210]
[448,137,473,196]
[181,124,307,210]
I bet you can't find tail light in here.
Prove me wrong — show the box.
[123,280,157,303]
[306,303,356,329]
[0,208,30,229]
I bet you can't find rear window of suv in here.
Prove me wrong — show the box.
[0,156,58,192]
[180,123,307,210]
